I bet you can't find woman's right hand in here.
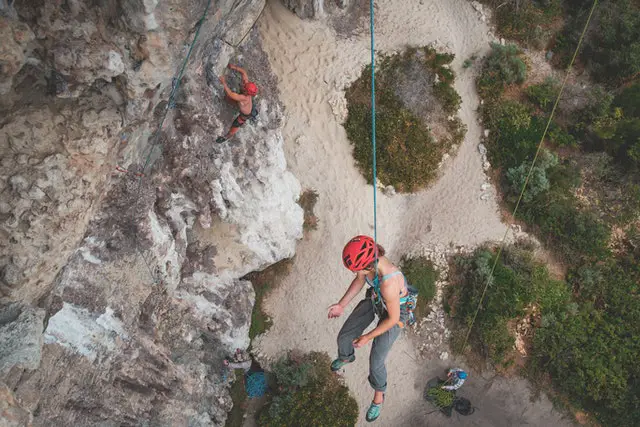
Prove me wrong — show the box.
[327,303,344,319]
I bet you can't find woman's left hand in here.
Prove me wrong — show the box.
[353,335,371,348]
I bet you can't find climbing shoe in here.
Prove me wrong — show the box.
[366,395,384,422]
[330,355,355,372]
[216,136,227,144]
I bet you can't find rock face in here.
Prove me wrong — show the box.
[0,0,302,425]
[282,0,355,19]
[0,384,32,427]
[280,0,367,38]
[0,304,44,374]
[282,0,324,19]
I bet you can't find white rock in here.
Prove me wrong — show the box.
[0,202,11,214]
[478,143,487,155]
[328,92,348,123]
[484,129,490,138]
[143,0,158,14]
[104,50,124,78]
[9,175,29,192]
[15,154,28,165]
[44,303,127,362]
[27,185,46,200]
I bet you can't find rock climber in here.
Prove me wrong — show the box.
[441,368,467,391]
[328,235,418,423]
[216,63,258,143]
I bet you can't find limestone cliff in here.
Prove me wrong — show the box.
[0,0,303,425]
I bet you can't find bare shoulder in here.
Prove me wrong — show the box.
[380,267,403,293]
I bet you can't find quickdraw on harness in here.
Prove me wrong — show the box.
[367,271,418,328]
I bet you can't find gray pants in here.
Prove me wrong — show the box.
[337,297,407,392]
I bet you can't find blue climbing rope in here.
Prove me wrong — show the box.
[369,0,378,259]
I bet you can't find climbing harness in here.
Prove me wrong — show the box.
[459,0,599,353]
[366,271,418,327]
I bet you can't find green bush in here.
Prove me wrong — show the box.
[480,317,515,364]
[533,260,640,427]
[401,256,438,316]
[344,47,464,192]
[434,81,462,114]
[570,85,640,169]
[449,244,569,364]
[519,191,611,263]
[259,352,358,427]
[483,100,544,170]
[561,0,640,86]
[548,122,577,147]
[480,0,563,47]
[345,95,437,191]
[612,118,640,168]
[477,43,527,99]
[270,356,314,390]
[614,82,640,117]
[480,82,611,264]
[506,149,558,203]
[526,78,560,111]
[571,86,614,137]
[470,7,640,422]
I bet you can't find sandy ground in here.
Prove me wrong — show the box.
[253,0,572,425]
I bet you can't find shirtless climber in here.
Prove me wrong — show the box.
[216,64,259,143]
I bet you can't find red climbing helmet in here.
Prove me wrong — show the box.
[342,235,378,271]
[244,82,258,96]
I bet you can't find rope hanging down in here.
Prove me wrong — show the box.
[129,0,214,285]
[369,0,378,257]
[459,0,599,352]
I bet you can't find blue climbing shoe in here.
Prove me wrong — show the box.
[366,396,384,422]
[330,355,355,372]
